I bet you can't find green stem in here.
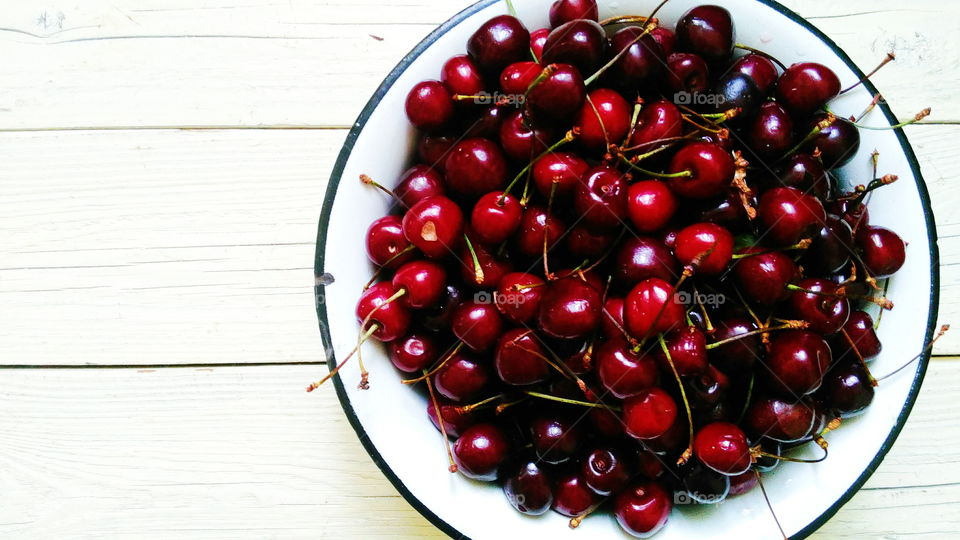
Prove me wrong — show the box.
[524,390,615,410]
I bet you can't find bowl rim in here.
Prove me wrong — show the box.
[314,1,941,538]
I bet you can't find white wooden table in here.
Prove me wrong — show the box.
[1,1,958,537]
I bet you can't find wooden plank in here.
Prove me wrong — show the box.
[0,361,956,538]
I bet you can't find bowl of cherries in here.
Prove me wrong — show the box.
[312,0,940,538]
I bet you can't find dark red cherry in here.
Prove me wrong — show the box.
[777,153,832,199]
[542,19,607,74]
[530,416,582,464]
[748,101,794,157]
[614,481,671,538]
[746,396,817,443]
[499,109,555,162]
[499,61,541,95]
[710,317,761,373]
[549,0,599,27]
[636,451,665,480]
[788,277,850,335]
[676,5,735,64]
[712,72,761,117]
[441,54,485,100]
[695,189,753,232]
[627,99,683,152]
[526,63,586,124]
[453,423,509,481]
[804,214,854,275]
[434,352,490,402]
[624,278,687,339]
[495,272,545,324]
[820,362,875,417]
[659,326,708,376]
[624,387,678,440]
[829,197,870,233]
[613,236,679,287]
[395,165,445,208]
[470,191,523,244]
[530,28,550,62]
[627,180,678,232]
[392,259,447,309]
[573,165,629,230]
[389,332,438,373]
[402,195,464,259]
[467,15,531,74]
[417,134,456,171]
[451,300,504,352]
[457,239,511,288]
[727,470,759,497]
[566,224,616,259]
[650,27,676,55]
[583,447,632,495]
[610,26,665,90]
[515,206,567,257]
[766,330,832,396]
[421,283,464,333]
[674,222,734,275]
[668,142,735,199]
[679,460,730,503]
[576,88,632,153]
[495,329,550,386]
[601,296,626,339]
[693,422,751,476]
[366,215,415,269]
[444,138,508,197]
[597,336,659,398]
[757,186,826,246]
[857,225,906,278]
[538,277,602,339]
[733,248,798,306]
[503,460,553,515]
[405,80,454,132]
[685,364,730,409]
[665,52,710,94]
[775,62,841,117]
[730,53,779,95]
[836,310,882,360]
[355,281,411,342]
[644,411,686,453]
[552,472,601,517]
[427,397,477,438]
[532,151,589,199]
[803,114,861,169]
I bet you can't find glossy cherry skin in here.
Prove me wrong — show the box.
[837,310,882,360]
[627,99,683,152]
[366,215,414,269]
[434,352,490,402]
[427,397,477,438]
[693,422,751,476]
[444,138,508,198]
[526,63,586,124]
[757,186,826,246]
[766,330,832,396]
[624,278,687,339]
[685,364,730,410]
[552,472,601,517]
[495,329,550,386]
[494,272,544,324]
[470,191,522,244]
[679,460,730,504]
[503,460,553,515]
[530,416,582,464]
[610,26,665,90]
[613,481,671,538]
[665,52,710,94]
[515,206,566,257]
[538,277,602,339]
[857,226,906,278]
[465,103,508,138]
[712,72,762,117]
[532,151,589,199]
[417,134,456,171]
[395,165,445,208]
[389,332,438,373]
[542,19,607,74]
[583,447,632,495]
[530,28,550,62]
[788,278,850,335]
[392,259,447,309]
[804,214,854,275]
[577,88,632,153]
[355,282,411,342]
[405,80,454,132]
[549,0,599,27]
[499,61,541,95]
[727,470,759,497]
[804,114,861,169]
[733,248,798,306]
[624,387,678,440]
[613,236,679,287]
[441,54,485,100]
[467,15,531,74]
[627,180,678,232]
[710,317,761,373]
[746,396,817,442]
[820,362,875,417]
[668,142,735,199]
[451,300,504,352]
[777,153,832,199]
[402,195,464,259]
[830,197,870,233]
[597,336,659,398]
[676,5,735,64]
[730,53,779,95]
[748,101,794,157]
[601,297,626,339]
[775,62,841,117]
[674,222,734,275]
[453,423,510,481]
[659,326,708,376]
[457,239,511,289]
[499,109,554,162]
[573,165,629,230]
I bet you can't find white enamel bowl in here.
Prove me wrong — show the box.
[315,1,940,538]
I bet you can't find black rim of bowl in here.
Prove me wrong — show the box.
[314,1,941,538]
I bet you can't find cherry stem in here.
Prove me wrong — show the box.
[751,444,828,464]
[693,285,715,332]
[732,286,765,330]
[569,501,603,529]
[680,112,722,133]
[402,341,465,385]
[830,175,899,203]
[306,323,378,392]
[523,390,616,410]
[585,94,613,150]
[856,93,884,123]
[501,130,578,204]
[731,240,812,259]
[622,98,645,148]
[618,154,692,178]
[876,324,950,382]
[424,367,458,473]
[620,134,694,154]
[734,43,787,70]
[785,284,893,310]
[599,14,652,27]
[754,470,788,540]
[462,234,485,285]
[840,52,895,95]
[496,398,527,414]
[705,321,807,350]
[363,244,416,290]
[657,333,694,466]
[840,328,879,386]
[510,342,588,393]
[779,113,835,161]
[356,287,407,389]
[622,140,680,163]
[504,0,517,18]
[737,372,755,424]
[543,182,558,279]
[837,105,934,130]
[524,64,560,96]
[360,174,403,206]
[456,394,505,414]
[584,4,662,88]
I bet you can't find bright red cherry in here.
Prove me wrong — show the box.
[674,222,734,275]
[552,471,601,517]
[613,236,679,287]
[730,53,779,94]
[597,336,659,399]
[427,397,477,438]
[392,259,447,309]
[389,333,438,373]
[532,151,589,198]
[668,142,735,199]
[402,195,464,259]
[624,278,687,339]
[766,330,832,396]
[499,61,541,95]
[495,329,550,386]
[444,138,508,197]
[549,0,599,27]
[355,281,411,342]
[395,165,445,208]
[542,19,607,74]
[526,63,586,124]
[467,15,531,74]
[451,300,504,352]
[456,240,511,289]
[515,206,567,257]
[434,352,490,402]
[573,165,629,230]
[503,461,553,515]
[470,191,523,244]
[659,326,708,376]
[577,88,632,153]
[582,447,632,495]
[775,62,841,117]
[453,423,510,481]
[788,278,850,335]
[405,80,453,132]
[857,225,906,278]
[499,109,555,162]
[494,272,545,324]
[693,422,752,476]
[757,186,826,246]
[733,247,798,306]
[627,180,678,232]
[366,215,415,268]
[537,277,602,339]
[628,99,683,153]
[441,55,485,100]
[601,296,626,339]
[613,481,672,538]
[530,29,550,62]
[623,387,678,440]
